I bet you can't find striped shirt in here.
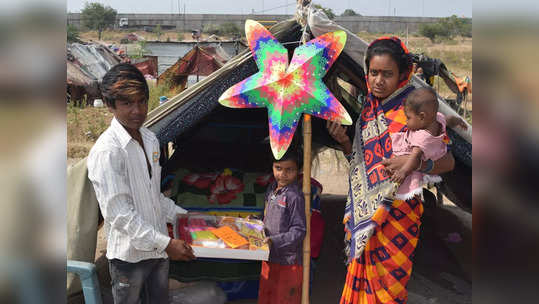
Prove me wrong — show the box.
[87,118,187,263]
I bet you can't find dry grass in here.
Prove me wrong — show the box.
[67,82,177,160]
[79,30,186,43]
[67,104,113,159]
[79,29,233,44]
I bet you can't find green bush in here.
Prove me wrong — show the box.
[80,2,117,40]
[341,9,358,17]
[203,22,241,37]
[458,22,472,38]
[135,40,147,58]
[220,22,241,36]
[313,4,336,19]
[203,23,220,35]
[67,24,80,42]
[420,15,472,42]
[419,22,451,42]
[419,23,438,42]
[155,24,163,41]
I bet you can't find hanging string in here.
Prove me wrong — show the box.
[295,0,311,28]
[281,40,302,46]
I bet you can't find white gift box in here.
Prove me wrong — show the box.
[174,213,269,261]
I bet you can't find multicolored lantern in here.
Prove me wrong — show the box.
[219,20,352,159]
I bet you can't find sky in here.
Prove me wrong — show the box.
[66,0,472,18]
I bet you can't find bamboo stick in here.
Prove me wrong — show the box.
[299,2,312,301]
[167,141,174,159]
[301,114,312,304]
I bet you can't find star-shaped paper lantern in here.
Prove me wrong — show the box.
[219,19,352,159]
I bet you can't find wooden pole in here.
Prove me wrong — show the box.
[168,141,174,159]
[296,1,312,302]
[302,114,312,304]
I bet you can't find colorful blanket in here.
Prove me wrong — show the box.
[172,168,323,216]
[172,168,269,217]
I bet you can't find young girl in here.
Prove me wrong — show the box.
[390,86,467,199]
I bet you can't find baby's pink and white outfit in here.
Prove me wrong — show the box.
[390,112,448,200]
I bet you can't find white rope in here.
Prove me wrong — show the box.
[297,1,312,44]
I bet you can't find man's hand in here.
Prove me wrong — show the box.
[264,237,272,246]
[165,239,195,261]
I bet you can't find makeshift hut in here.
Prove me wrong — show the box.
[66,43,122,106]
[157,45,231,92]
[66,60,99,106]
[67,7,472,302]
[132,55,159,78]
[67,43,121,80]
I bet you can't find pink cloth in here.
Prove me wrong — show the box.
[390,112,448,200]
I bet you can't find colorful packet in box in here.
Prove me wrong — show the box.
[211,226,249,249]
[176,214,269,260]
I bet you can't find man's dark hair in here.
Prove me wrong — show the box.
[100,63,149,108]
[273,149,302,169]
[405,87,439,114]
[365,38,411,77]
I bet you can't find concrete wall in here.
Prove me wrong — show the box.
[336,16,442,34]
[67,13,451,34]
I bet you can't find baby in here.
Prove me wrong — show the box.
[390,87,467,200]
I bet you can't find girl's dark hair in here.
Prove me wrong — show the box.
[100,63,149,108]
[365,39,411,77]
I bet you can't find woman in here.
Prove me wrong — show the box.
[327,37,455,303]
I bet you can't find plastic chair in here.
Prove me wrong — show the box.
[67,260,103,304]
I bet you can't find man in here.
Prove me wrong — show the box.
[87,63,195,303]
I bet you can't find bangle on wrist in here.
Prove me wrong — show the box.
[420,159,434,174]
